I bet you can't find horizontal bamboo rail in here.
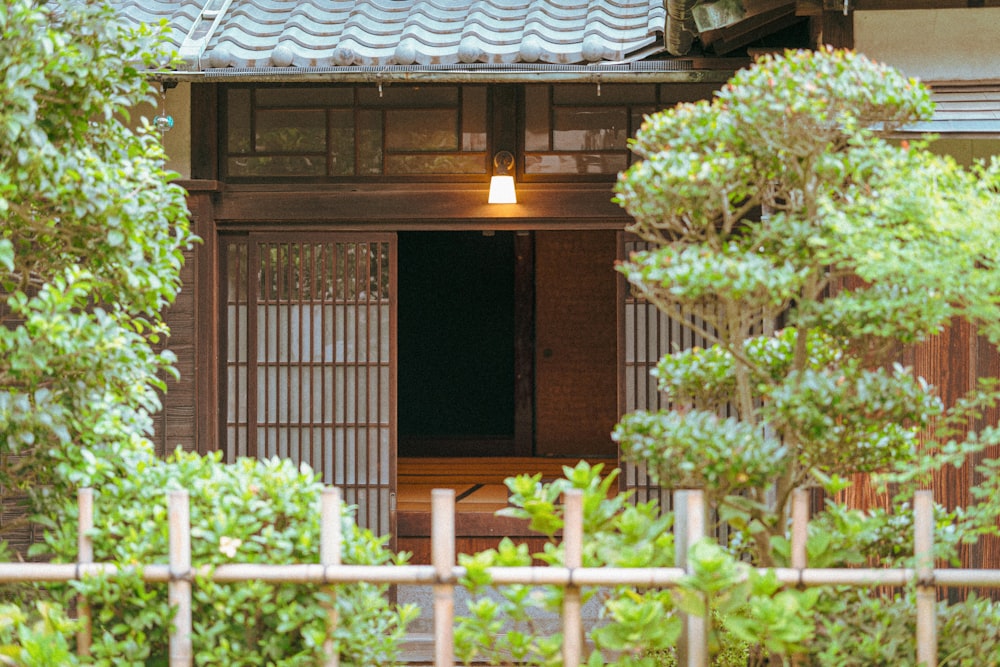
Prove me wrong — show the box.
[7,488,1000,666]
[12,561,990,588]
[16,561,1000,588]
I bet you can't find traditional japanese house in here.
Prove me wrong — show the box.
[115,0,1000,563]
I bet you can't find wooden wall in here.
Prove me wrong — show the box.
[913,324,1000,573]
[841,320,1000,574]
[151,242,197,457]
[154,186,218,457]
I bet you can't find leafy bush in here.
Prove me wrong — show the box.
[813,591,1000,666]
[39,448,416,666]
[0,601,80,667]
[456,462,677,666]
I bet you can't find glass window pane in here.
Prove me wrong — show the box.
[255,110,326,152]
[227,88,251,153]
[524,152,628,175]
[386,109,458,151]
[462,87,487,152]
[553,84,657,105]
[330,109,354,176]
[358,85,458,106]
[358,110,383,175]
[256,87,354,107]
[385,153,487,174]
[228,156,326,177]
[552,108,628,151]
[524,85,550,151]
[659,83,720,105]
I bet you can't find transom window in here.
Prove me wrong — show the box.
[225,85,487,180]
[222,82,720,181]
[522,83,720,178]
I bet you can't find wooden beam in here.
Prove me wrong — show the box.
[701,6,804,55]
[849,0,1000,8]
[513,233,535,456]
[213,185,632,228]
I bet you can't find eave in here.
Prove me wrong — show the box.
[150,60,746,85]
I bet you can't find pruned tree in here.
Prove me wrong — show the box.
[613,48,1000,568]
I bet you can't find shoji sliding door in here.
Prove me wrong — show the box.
[223,233,395,537]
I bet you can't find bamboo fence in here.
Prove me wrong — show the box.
[1,488,996,667]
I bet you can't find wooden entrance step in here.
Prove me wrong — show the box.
[396,456,607,512]
[396,457,615,564]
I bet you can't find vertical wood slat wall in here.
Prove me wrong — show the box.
[223,234,395,536]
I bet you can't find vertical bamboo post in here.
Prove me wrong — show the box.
[790,488,809,667]
[675,490,708,667]
[168,490,192,667]
[790,488,809,571]
[321,487,342,667]
[76,488,94,657]
[432,489,455,667]
[914,490,937,667]
[562,489,584,667]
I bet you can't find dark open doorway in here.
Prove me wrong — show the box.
[397,229,620,460]
[397,231,517,457]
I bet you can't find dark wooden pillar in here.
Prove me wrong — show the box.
[797,1,854,49]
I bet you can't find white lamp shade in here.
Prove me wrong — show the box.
[488,174,517,204]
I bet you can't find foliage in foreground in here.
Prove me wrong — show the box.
[0,1,417,664]
[457,48,1000,665]
[0,602,80,667]
[36,448,416,666]
[0,0,194,530]
[454,462,1000,666]
[609,47,1000,664]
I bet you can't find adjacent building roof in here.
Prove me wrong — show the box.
[901,83,1000,137]
[113,0,666,71]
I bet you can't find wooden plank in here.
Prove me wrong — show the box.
[398,456,585,479]
[397,484,511,513]
[817,9,853,49]
[212,186,631,226]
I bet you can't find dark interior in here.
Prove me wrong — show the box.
[397,231,516,456]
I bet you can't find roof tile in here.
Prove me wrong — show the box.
[116,0,664,69]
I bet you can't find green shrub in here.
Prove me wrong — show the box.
[40,448,416,666]
[456,461,678,666]
[0,601,80,666]
[813,590,1000,666]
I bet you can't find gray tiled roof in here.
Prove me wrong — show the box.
[114,0,665,70]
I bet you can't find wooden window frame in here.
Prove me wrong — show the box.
[220,83,490,184]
